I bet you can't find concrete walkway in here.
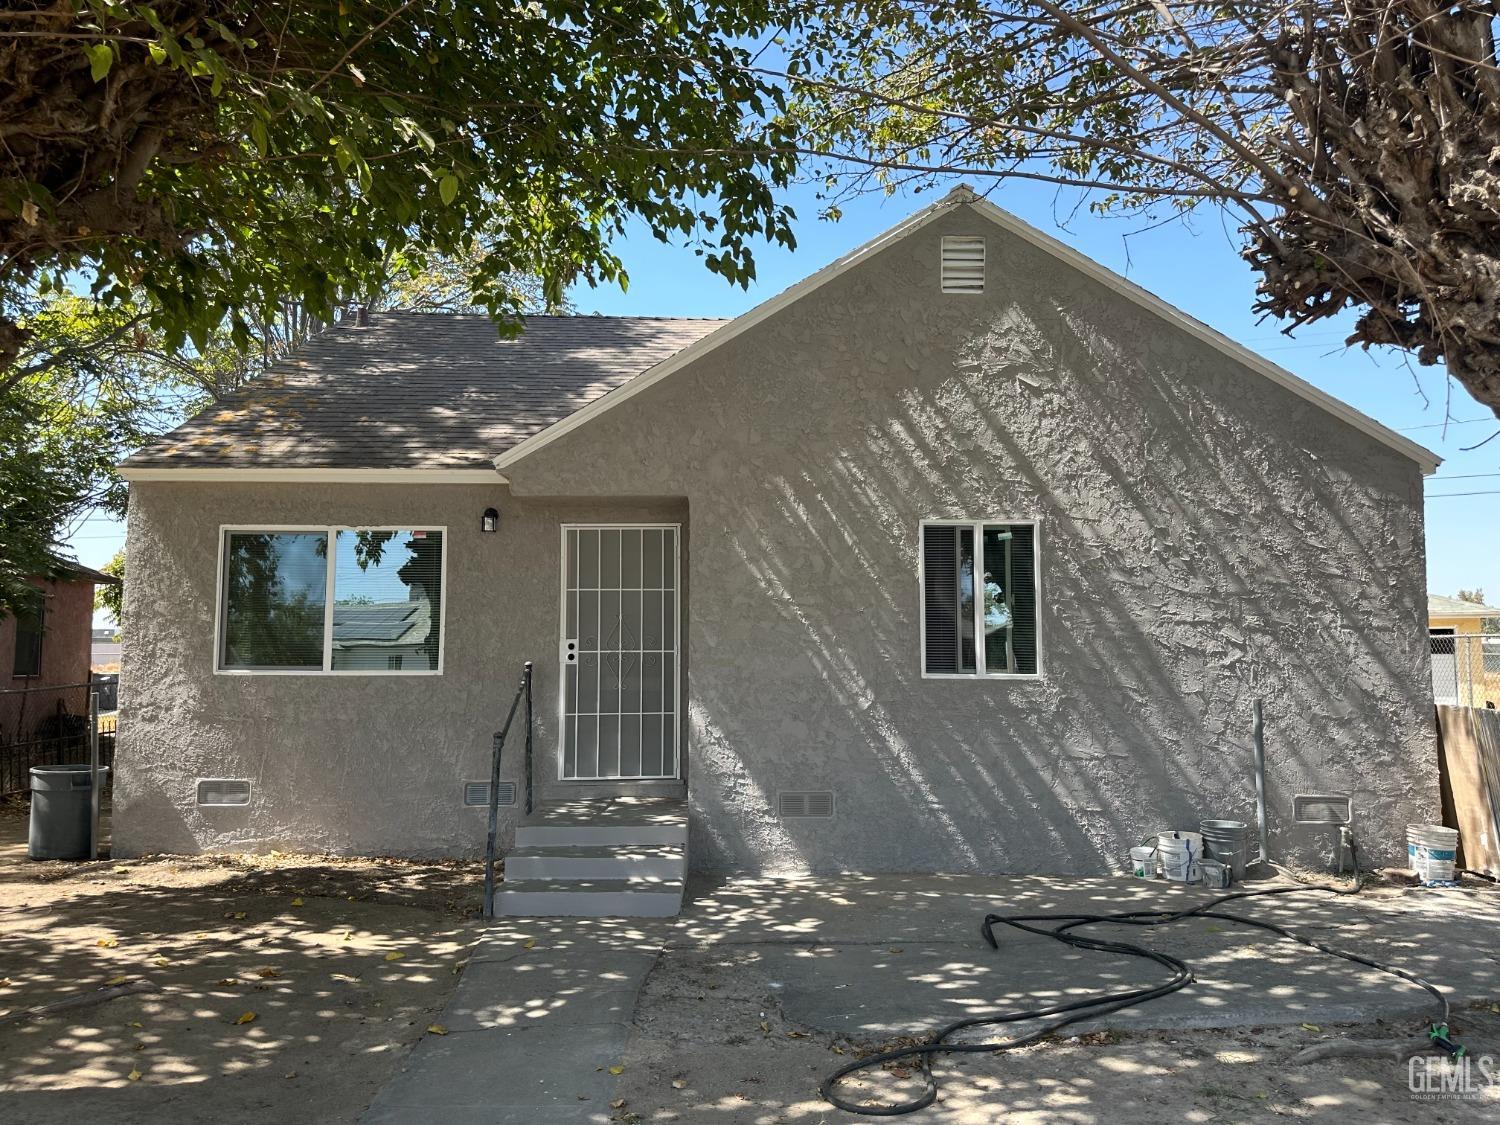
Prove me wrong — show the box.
[358,916,671,1125]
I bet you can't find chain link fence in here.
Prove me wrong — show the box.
[1430,631,1500,710]
[0,681,116,796]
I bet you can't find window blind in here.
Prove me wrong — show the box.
[922,521,1038,676]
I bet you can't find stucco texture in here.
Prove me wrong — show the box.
[501,205,1436,875]
[114,485,684,857]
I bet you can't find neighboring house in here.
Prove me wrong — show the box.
[1428,594,1500,708]
[1,557,121,746]
[91,627,123,672]
[114,187,1442,892]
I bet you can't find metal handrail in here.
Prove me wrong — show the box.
[483,661,533,919]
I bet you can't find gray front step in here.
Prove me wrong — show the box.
[496,879,684,918]
[506,843,685,881]
[514,821,687,848]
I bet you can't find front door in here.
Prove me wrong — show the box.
[560,525,680,779]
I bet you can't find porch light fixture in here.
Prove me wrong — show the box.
[481,507,500,533]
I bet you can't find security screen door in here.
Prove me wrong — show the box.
[560,525,680,779]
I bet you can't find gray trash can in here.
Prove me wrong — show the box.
[29,765,109,860]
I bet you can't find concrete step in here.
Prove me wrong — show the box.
[515,821,687,848]
[496,878,684,918]
[506,843,685,881]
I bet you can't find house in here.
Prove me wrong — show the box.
[114,187,1442,914]
[1,556,121,753]
[91,627,122,673]
[1428,594,1500,708]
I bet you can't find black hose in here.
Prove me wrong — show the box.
[820,874,1454,1117]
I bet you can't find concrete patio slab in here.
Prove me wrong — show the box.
[670,873,1500,1035]
[357,917,670,1125]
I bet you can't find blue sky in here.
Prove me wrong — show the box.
[70,177,1499,624]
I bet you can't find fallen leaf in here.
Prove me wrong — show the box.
[234,1011,257,1025]
[132,1042,147,1052]
[224,911,247,920]
[384,952,404,963]
[216,978,240,986]
[106,975,129,986]
[113,866,129,874]
[340,931,353,943]
[426,1024,447,1035]
[608,1065,624,1075]
[291,898,304,907]
[0,978,12,988]
[255,967,280,979]
[671,1078,687,1089]
[523,939,537,950]
[127,1067,142,1082]
[758,1021,771,1033]
[889,947,904,954]
[1300,1023,1322,1033]
[96,938,118,948]
[151,955,170,967]
[284,1071,298,1080]
[610,1099,626,1109]
[128,1021,142,1028]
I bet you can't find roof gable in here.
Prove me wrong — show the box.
[494,187,1440,476]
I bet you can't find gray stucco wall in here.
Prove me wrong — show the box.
[501,204,1436,874]
[115,485,685,858]
[118,202,1435,873]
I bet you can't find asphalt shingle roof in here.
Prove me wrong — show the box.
[123,312,727,470]
[1429,594,1500,617]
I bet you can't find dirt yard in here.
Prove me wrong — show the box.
[0,798,486,1124]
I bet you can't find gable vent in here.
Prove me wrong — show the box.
[778,791,835,818]
[941,236,985,293]
[197,778,252,806]
[464,781,516,807]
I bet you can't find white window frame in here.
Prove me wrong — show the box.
[213,524,448,676]
[917,518,1043,681]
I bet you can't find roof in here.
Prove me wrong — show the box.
[495,185,1440,476]
[332,600,431,648]
[119,189,1439,480]
[121,314,725,473]
[43,552,120,587]
[1428,594,1500,618]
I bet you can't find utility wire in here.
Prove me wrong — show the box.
[1399,418,1496,431]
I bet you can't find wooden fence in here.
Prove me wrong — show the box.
[1436,704,1500,878]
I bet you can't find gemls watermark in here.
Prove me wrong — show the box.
[1408,1054,1498,1101]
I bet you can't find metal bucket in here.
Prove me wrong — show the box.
[1199,819,1249,882]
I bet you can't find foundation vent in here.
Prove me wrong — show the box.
[940,236,985,293]
[465,781,516,807]
[197,778,252,807]
[778,791,835,819]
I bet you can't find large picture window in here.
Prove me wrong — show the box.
[218,527,444,674]
[920,520,1039,677]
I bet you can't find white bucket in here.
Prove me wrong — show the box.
[1406,824,1459,884]
[1158,831,1202,884]
[1129,846,1158,878]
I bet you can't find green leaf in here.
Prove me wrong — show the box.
[250,119,269,156]
[86,43,113,83]
[438,175,458,205]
